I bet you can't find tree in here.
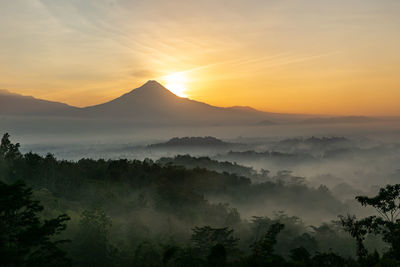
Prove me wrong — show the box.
[191,226,239,258]
[340,215,373,260]
[0,180,70,266]
[248,222,286,266]
[0,133,21,160]
[289,247,311,266]
[207,244,227,267]
[357,184,400,223]
[0,133,22,182]
[311,252,347,267]
[341,184,400,262]
[71,209,118,266]
[251,222,285,258]
[133,242,161,267]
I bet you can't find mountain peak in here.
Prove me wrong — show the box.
[141,80,166,89]
[127,80,176,98]
[145,80,161,85]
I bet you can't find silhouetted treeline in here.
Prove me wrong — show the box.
[1,133,399,266]
[149,136,233,148]
[157,154,261,179]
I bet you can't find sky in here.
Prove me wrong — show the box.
[1,0,400,116]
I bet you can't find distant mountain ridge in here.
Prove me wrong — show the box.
[0,89,77,115]
[0,81,379,126]
[0,80,294,125]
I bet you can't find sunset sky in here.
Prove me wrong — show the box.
[1,0,399,115]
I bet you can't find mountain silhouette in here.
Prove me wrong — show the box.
[84,80,178,114]
[0,81,319,125]
[80,80,286,125]
[0,89,77,115]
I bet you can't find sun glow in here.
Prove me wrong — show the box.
[163,72,188,98]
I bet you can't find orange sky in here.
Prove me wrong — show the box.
[1,0,400,115]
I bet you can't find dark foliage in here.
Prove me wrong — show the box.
[2,133,400,266]
[0,179,70,266]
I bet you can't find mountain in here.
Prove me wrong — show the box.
[0,89,77,116]
[0,81,312,126]
[81,80,281,125]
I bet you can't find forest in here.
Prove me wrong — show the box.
[1,132,400,266]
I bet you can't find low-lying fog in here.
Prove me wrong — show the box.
[9,121,399,224]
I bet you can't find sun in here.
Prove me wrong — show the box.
[163,72,188,98]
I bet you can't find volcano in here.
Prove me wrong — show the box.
[0,81,315,126]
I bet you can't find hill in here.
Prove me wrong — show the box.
[149,136,233,148]
[0,89,77,116]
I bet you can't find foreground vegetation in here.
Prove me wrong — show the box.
[1,133,400,266]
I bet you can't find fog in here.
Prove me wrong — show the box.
[2,120,400,264]
[9,120,399,221]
